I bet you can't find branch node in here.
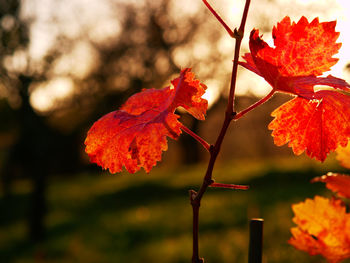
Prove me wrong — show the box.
[209,144,215,154]
[233,28,243,39]
[205,178,215,186]
[189,189,197,202]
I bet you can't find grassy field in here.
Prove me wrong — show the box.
[0,156,349,263]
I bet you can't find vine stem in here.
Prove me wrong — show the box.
[202,0,235,38]
[234,89,275,120]
[209,182,249,190]
[181,123,211,152]
[191,1,251,262]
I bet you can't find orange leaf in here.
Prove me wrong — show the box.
[312,173,350,199]
[336,141,350,169]
[268,90,350,161]
[240,16,350,162]
[239,17,349,97]
[268,16,340,76]
[85,68,208,173]
[289,196,350,263]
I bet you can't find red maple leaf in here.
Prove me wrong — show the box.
[240,16,350,161]
[289,196,350,263]
[85,68,208,173]
[312,173,350,199]
[268,90,350,161]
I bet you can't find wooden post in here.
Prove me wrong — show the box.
[248,218,263,263]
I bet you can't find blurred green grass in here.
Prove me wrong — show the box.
[1,156,349,263]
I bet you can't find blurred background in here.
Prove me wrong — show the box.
[0,0,349,262]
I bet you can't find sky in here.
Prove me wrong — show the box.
[16,0,350,111]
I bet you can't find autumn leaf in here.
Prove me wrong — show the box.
[312,173,350,199]
[85,68,208,173]
[268,90,350,161]
[289,196,350,263]
[239,16,347,97]
[120,69,208,120]
[239,16,350,161]
[263,16,340,76]
[336,141,350,169]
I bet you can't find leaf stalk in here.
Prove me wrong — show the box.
[234,89,275,120]
[202,0,235,38]
[181,124,211,152]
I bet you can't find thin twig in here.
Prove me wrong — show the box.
[209,182,249,190]
[202,0,235,38]
[181,123,211,152]
[234,89,275,120]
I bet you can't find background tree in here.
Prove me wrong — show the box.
[0,0,221,241]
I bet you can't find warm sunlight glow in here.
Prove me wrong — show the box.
[327,1,350,83]
[53,41,99,79]
[202,79,222,107]
[169,0,201,19]
[172,46,191,68]
[21,0,121,61]
[193,41,211,61]
[236,70,271,97]
[88,19,121,46]
[30,78,74,112]
[3,49,28,73]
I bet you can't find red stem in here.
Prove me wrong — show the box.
[190,190,204,263]
[209,182,249,190]
[234,89,275,120]
[181,123,211,152]
[202,0,235,38]
[191,1,251,262]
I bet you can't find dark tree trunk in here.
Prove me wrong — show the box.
[18,75,49,242]
[28,170,47,241]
